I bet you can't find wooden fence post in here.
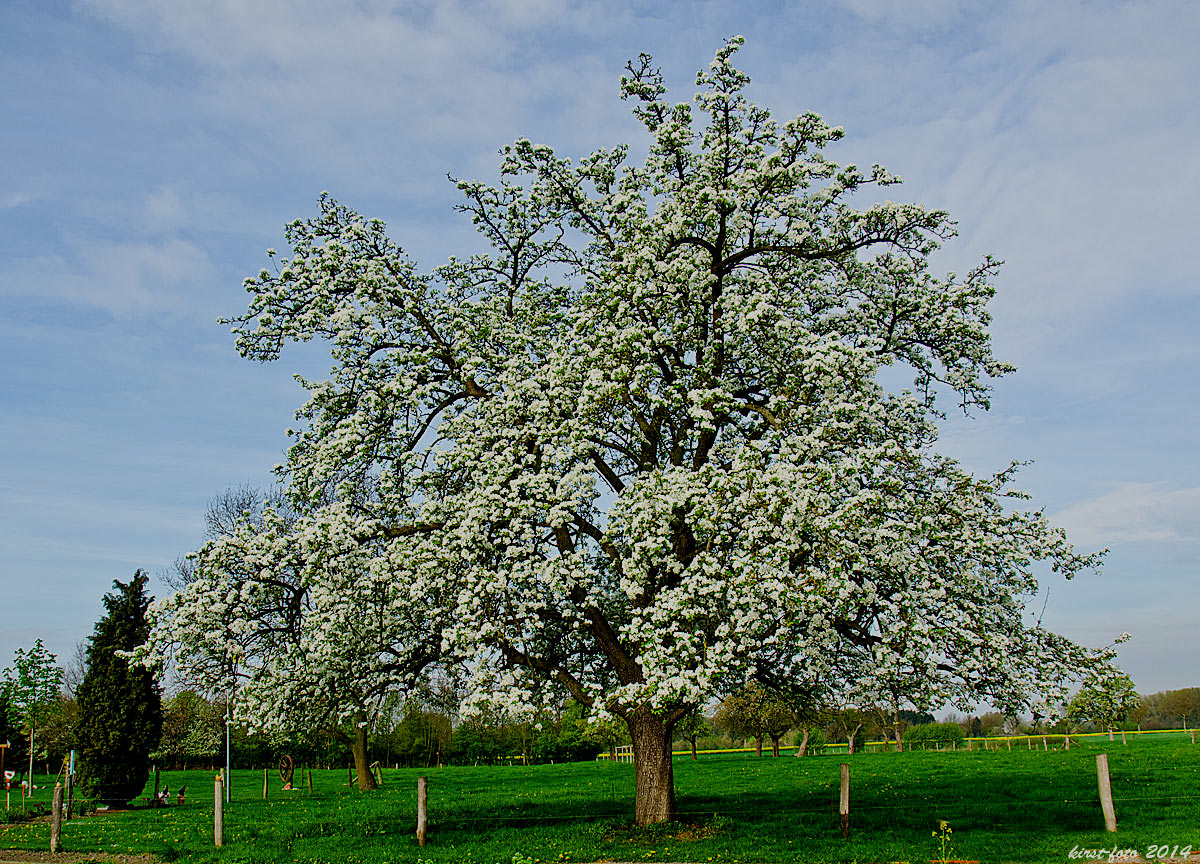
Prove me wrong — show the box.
[416,776,429,846]
[214,773,225,847]
[50,783,63,853]
[1096,753,1117,832]
[838,763,850,839]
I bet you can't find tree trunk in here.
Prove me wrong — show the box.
[847,723,862,755]
[28,726,35,797]
[352,717,377,790]
[754,735,763,757]
[333,714,378,791]
[628,709,676,825]
[689,738,697,761]
[794,728,811,757]
[770,735,781,757]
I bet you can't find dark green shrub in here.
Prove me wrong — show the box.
[75,571,163,807]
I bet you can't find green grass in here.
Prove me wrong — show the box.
[3,736,1198,862]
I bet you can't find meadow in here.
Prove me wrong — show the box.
[2,734,1198,863]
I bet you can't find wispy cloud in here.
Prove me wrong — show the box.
[1053,483,1200,549]
[0,234,212,314]
[74,0,636,179]
[764,1,1200,368]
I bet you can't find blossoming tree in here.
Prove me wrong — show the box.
[147,39,1113,823]
[144,504,446,790]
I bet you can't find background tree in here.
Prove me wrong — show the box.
[863,668,937,753]
[714,683,794,757]
[1154,688,1200,730]
[387,705,452,768]
[903,722,965,749]
[1,639,62,790]
[60,641,88,700]
[673,710,710,760]
[36,694,79,776]
[748,677,826,758]
[154,691,221,770]
[76,572,163,806]
[148,39,1113,824]
[143,505,444,790]
[162,485,288,592]
[865,702,934,753]
[0,694,29,777]
[532,700,603,764]
[827,706,868,755]
[1067,668,1139,737]
[974,711,1008,737]
[584,715,629,762]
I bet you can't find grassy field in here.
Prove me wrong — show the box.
[2,734,1198,863]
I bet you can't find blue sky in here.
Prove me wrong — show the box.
[2,0,1197,698]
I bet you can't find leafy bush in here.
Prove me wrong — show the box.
[1,801,48,823]
[904,722,965,747]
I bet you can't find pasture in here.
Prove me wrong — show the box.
[2,735,1198,863]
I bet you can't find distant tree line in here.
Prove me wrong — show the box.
[9,665,1200,779]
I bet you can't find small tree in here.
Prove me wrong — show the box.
[143,502,444,791]
[827,706,868,755]
[674,711,710,760]
[1068,670,1140,736]
[585,715,628,761]
[36,695,79,775]
[76,572,163,806]
[0,695,26,774]
[714,683,794,757]
[753,678,825,758]
[1,639,62,791]
[154,691,221,770]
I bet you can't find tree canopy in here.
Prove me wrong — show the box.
[714,682,794,756]
[1,639,61,728]
[1,639,61,784]
[1067,668,1139,732]
[144,39,1115,824]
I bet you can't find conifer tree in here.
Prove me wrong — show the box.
[76,571,162,806]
